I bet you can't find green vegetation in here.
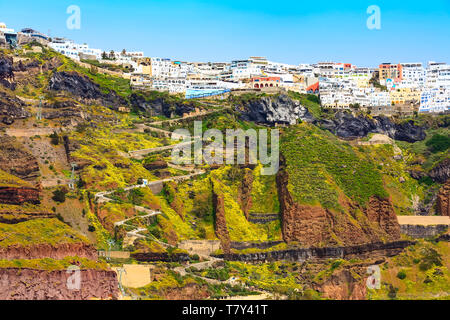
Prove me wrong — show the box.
[426,134,450,153]
[0,257,108,271]
[281,123,388,209]
[0,169,33,188]
[0,218,89,248]
[287,91,323,119]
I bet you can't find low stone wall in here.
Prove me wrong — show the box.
[216,241,416,263]
[178,240,221,256]
[230,241,284,251]
[248,213,280,224]
[400,224,448,239]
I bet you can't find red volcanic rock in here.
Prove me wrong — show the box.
[437,180,450,217]
[0,268,118,300]
[0,136,39,181]
[276,169,401,246]
[0,187,40,205]
[0,243,98,260]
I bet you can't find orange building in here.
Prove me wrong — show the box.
[251,77,281,89]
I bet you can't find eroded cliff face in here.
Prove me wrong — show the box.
[0,268,118,300]
[313,268,367,300]
[0,187,40,205]
[320,111,426,143]
[212,189,231,254]
[0,243,98,260]
[276,169,400,246]
[429,159,450,184]
[437,180,450,217]
[235,94,315,125]
[0,136,40,181]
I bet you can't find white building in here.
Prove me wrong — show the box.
[420,87,450,113]
[399,63,426,89]
[49,38,102,60]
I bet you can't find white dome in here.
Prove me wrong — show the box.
[0,23,6,29]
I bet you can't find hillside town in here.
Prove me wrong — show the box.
[1,22,449,116]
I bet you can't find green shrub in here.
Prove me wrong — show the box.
[52,187,68,203]
[426,134,450,153]
[397,270,407,280]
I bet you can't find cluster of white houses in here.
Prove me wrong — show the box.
[1,22,449,114]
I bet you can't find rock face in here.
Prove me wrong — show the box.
[212,189,231,253]
[0,243,98,260]
[49,71,103,100]
[276,169,400,246]
[0,268,118,300]
[235,94,315,125]
[314,268,367,300]
[143,160,168,171]
[320,111,426,142]
[0,136,40,181]
[129,93,195,118]
[429,159,450,184]
[131,252,190,263]
[437,180,450,217]
[0,91,29,121]
[49,71,126,109]
[0,55,14,81]
[0,187,40,205]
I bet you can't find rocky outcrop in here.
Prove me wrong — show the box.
[429,159,450,184]
[143,160,168,171]
[49,71,126,109]
[0,187,40,205]
[276,168,400,246]
[49,71,103,100]
[314,268,367,300]
[0,268,118,300]
[437,180,450,216]
[320,112,426,142]
[0,136,39,181]
[0,91,29,121]
[0,243,98,260]
[212,189,231,254]
[235,94,315,125]
[129,93,195,118]
[0,55,14,81]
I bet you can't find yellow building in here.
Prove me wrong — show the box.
[390,88,421,105]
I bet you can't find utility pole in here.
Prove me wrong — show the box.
[68,163,77,190]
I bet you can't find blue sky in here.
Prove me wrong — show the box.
[1,0,449,66]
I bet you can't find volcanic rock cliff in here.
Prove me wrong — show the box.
[0,243,98,260]
[129,93,196,118]
[235,94,315,125]
[0,187,40,205]
[276,168,401,246]
[429,159,450,184]
[320,111,426,142]
[0,268,118,300]
[49,71,126,109]
[437,180,450,217]
[0,136,40,181]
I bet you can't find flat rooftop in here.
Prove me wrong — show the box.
[397,216,450,226]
